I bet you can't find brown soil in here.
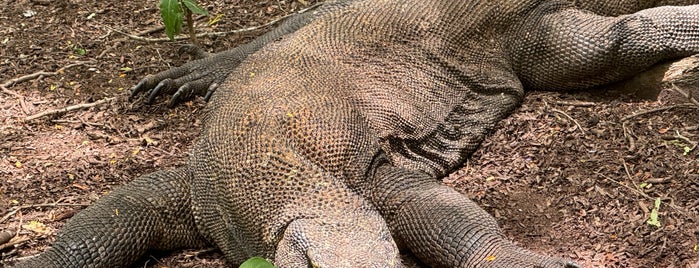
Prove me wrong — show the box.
[1,1,698,268]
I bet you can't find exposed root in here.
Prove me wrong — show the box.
[1,62,89,89]
[661,130,699,152]
[1,86,29,115]
[621,103,696,122]
[1,62,90,116]
[24,97,115,121]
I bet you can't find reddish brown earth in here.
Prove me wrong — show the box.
[1,1,698,267]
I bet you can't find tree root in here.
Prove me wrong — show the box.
[621,103,696,122]
[1,62,89,89]
[24,97,115,121]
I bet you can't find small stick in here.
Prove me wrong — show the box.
[622,122,636,152]
[0,85,30,115]
[24,97,115,121]
[0,237,29,251]
[621,103,696,122]
[645,177,672,184]
[0,203,88,224]
[551,108,586,135]
[1,62,88,89]
[674,130,698,151]
[595,171,691,218]
[669,84,699,108]
[552,100,597,107]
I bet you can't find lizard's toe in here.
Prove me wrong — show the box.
[565,261,583,268]
[178,44,211,59]
[146,78,175,104]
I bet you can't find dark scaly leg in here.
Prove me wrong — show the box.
[572,0,699,16]
[506,3,699,90]
[129,8,319,106]
[368,163,579,268]
[130,1,354,107]
[10,168,206,268]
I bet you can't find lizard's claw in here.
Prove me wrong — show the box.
[130,47,232,107]
[563,260,583,268]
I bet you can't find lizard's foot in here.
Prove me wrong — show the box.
[474,243,582,268]
[130,47,238,107]
[178,44,211,59]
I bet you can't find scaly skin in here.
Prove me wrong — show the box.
[10,0,699,267]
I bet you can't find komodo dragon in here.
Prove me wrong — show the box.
[10,0,699,267]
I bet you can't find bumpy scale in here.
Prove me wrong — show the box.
[11,0,699,267]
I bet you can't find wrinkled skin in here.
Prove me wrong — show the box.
[10,0,699,267]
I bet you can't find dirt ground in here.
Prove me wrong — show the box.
[1,1,698,267]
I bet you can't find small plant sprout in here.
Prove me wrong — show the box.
[159,0,209,43]
[646,198,662,228]
[239,257,275,268]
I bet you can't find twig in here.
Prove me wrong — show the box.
[1,62,89,89]
[645,176,673,184]
[551,108,586,135]
[622,159,634,183]
[622,122,636,152]
[182,247,219,258]
[669,84,699,108]
[25,97,115,121]
[552,100,597,107]
[0,237,29,251]
[595,171,692,218]
[672,130,698,151]
[1,85,30,115]
[621,103,696,122]
[0,203,88,224]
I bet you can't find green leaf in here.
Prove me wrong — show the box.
[160,0,183,40]
[73,46,86,56]
[683,146,692,155]
[208,13,224,26]
[240,257,275,268]
[182,0,209,15]
[646,198,661,228]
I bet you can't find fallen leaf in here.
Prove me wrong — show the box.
[23,221,51,235]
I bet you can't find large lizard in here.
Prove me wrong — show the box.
[10,0,699,267]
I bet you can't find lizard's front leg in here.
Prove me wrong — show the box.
[129,3,326,107]
[10,168,206,268]
[370,164,580,268]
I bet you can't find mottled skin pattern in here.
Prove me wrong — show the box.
[11,0,699,267]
